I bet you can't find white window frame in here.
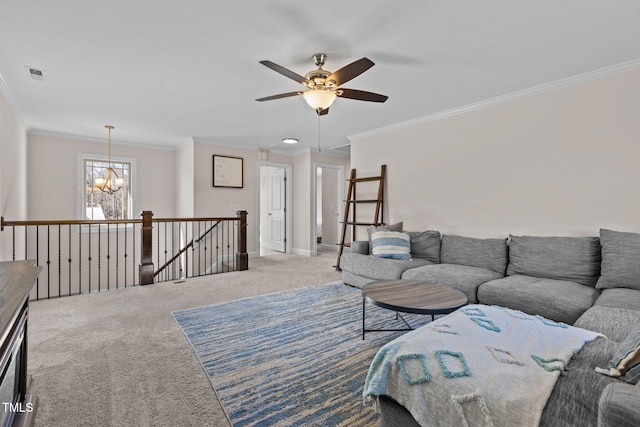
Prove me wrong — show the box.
[77,153,137,223]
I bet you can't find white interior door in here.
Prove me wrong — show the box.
[268,168,286,252]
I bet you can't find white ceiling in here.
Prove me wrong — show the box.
[1,0,639,154]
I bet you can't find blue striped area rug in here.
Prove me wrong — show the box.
[172,282,430,426]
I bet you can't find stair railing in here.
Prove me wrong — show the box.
[0,210,248,300]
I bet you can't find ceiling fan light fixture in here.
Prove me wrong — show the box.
[302,89,337,110]
[282,138,298,144]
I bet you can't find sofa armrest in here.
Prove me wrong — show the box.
[350,241,370,255]
[598,382,640,427]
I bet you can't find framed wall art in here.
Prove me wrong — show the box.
[213,155,244,188]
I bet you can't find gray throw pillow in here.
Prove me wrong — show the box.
[407,230,441,263]
[440,235,508,275]
[596,229,640,290]
[507,235,601,286]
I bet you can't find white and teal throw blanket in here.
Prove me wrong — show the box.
[364,304,603,427]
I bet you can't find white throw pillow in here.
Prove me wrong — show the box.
[371,230,411,260]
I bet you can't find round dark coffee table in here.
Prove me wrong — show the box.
[362,279,468,339]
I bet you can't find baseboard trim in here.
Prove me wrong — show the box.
[292,248,314,257]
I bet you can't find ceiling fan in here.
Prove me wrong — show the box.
[256,53,388,116]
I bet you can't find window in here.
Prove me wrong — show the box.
[81,155,135,220]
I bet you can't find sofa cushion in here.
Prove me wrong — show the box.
[371,230,411,260]
[407,230,441,263]
[440,235,508,275]
[575,306,640,342]
[598,382,640,427]
[350,240,370,255]
[342,270,375,289]
[477,275,600,324]
[507,235,601,286]
[401,264,502,304]
[539,337,619,426]
[597,229,640,291]
[339,252,432,282]
[594,288,640,312]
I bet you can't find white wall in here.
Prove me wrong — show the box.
[350,66,640,239]
[292,150,350,255]
[1,91,350,260]
[175,142,195,217]
[0,88,28,260]
[320,167,339,246]
[28,134,176,219]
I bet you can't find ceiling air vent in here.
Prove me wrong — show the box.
[25,66,45,81]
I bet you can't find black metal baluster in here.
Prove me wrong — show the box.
[78,224,82,295]
[204,221,213,272]
[98,223,101,291]
[47,225,51,298]
[88,223,92,293]
[36,226,40,298]
[156,221,160,278]
[58,225,61,298]
[116,223,119,289]
[132,222,136,285]
[11,226,15,261]
[191,222,194,278]
[124,222,128,287]
[68,225,72,296]
[198,220,202,276]
[216,222,220,273]
[180,222,185,278]
[185,222,189,279]
[107,224,110,291]
[228,221,232,272]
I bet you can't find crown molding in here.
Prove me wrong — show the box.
[0,73,27,125]
[28,128,177,151]
[350,58,640,142]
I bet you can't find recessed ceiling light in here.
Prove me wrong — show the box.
[282,138,298,144]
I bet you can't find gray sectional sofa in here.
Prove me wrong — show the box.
[342,228,640,426]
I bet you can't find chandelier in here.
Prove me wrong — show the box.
[95,125,124,194]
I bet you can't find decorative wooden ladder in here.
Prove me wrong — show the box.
[335,165,386,270]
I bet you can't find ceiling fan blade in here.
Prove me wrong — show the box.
[327,57,374,86]
[255,91,302,102]
[337,88,388,103]
[316,107,329,116]
[259,60,308,84]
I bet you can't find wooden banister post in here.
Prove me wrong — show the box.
[139,210,155,285]
[236,210,248,271]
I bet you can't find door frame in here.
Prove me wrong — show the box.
[256,161,293,255]
[313,162,345,256]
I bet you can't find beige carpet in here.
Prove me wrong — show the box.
[28,251,342,427]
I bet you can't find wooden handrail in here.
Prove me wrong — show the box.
[1,217,141,231]
[0,216,241,229]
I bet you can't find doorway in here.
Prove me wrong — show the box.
[314,163,345,256]
[258,162,292,256]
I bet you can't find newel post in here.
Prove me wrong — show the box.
[139,210,155,285]
[236,210,248,271]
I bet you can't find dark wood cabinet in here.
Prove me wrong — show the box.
[0,261,41,427]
